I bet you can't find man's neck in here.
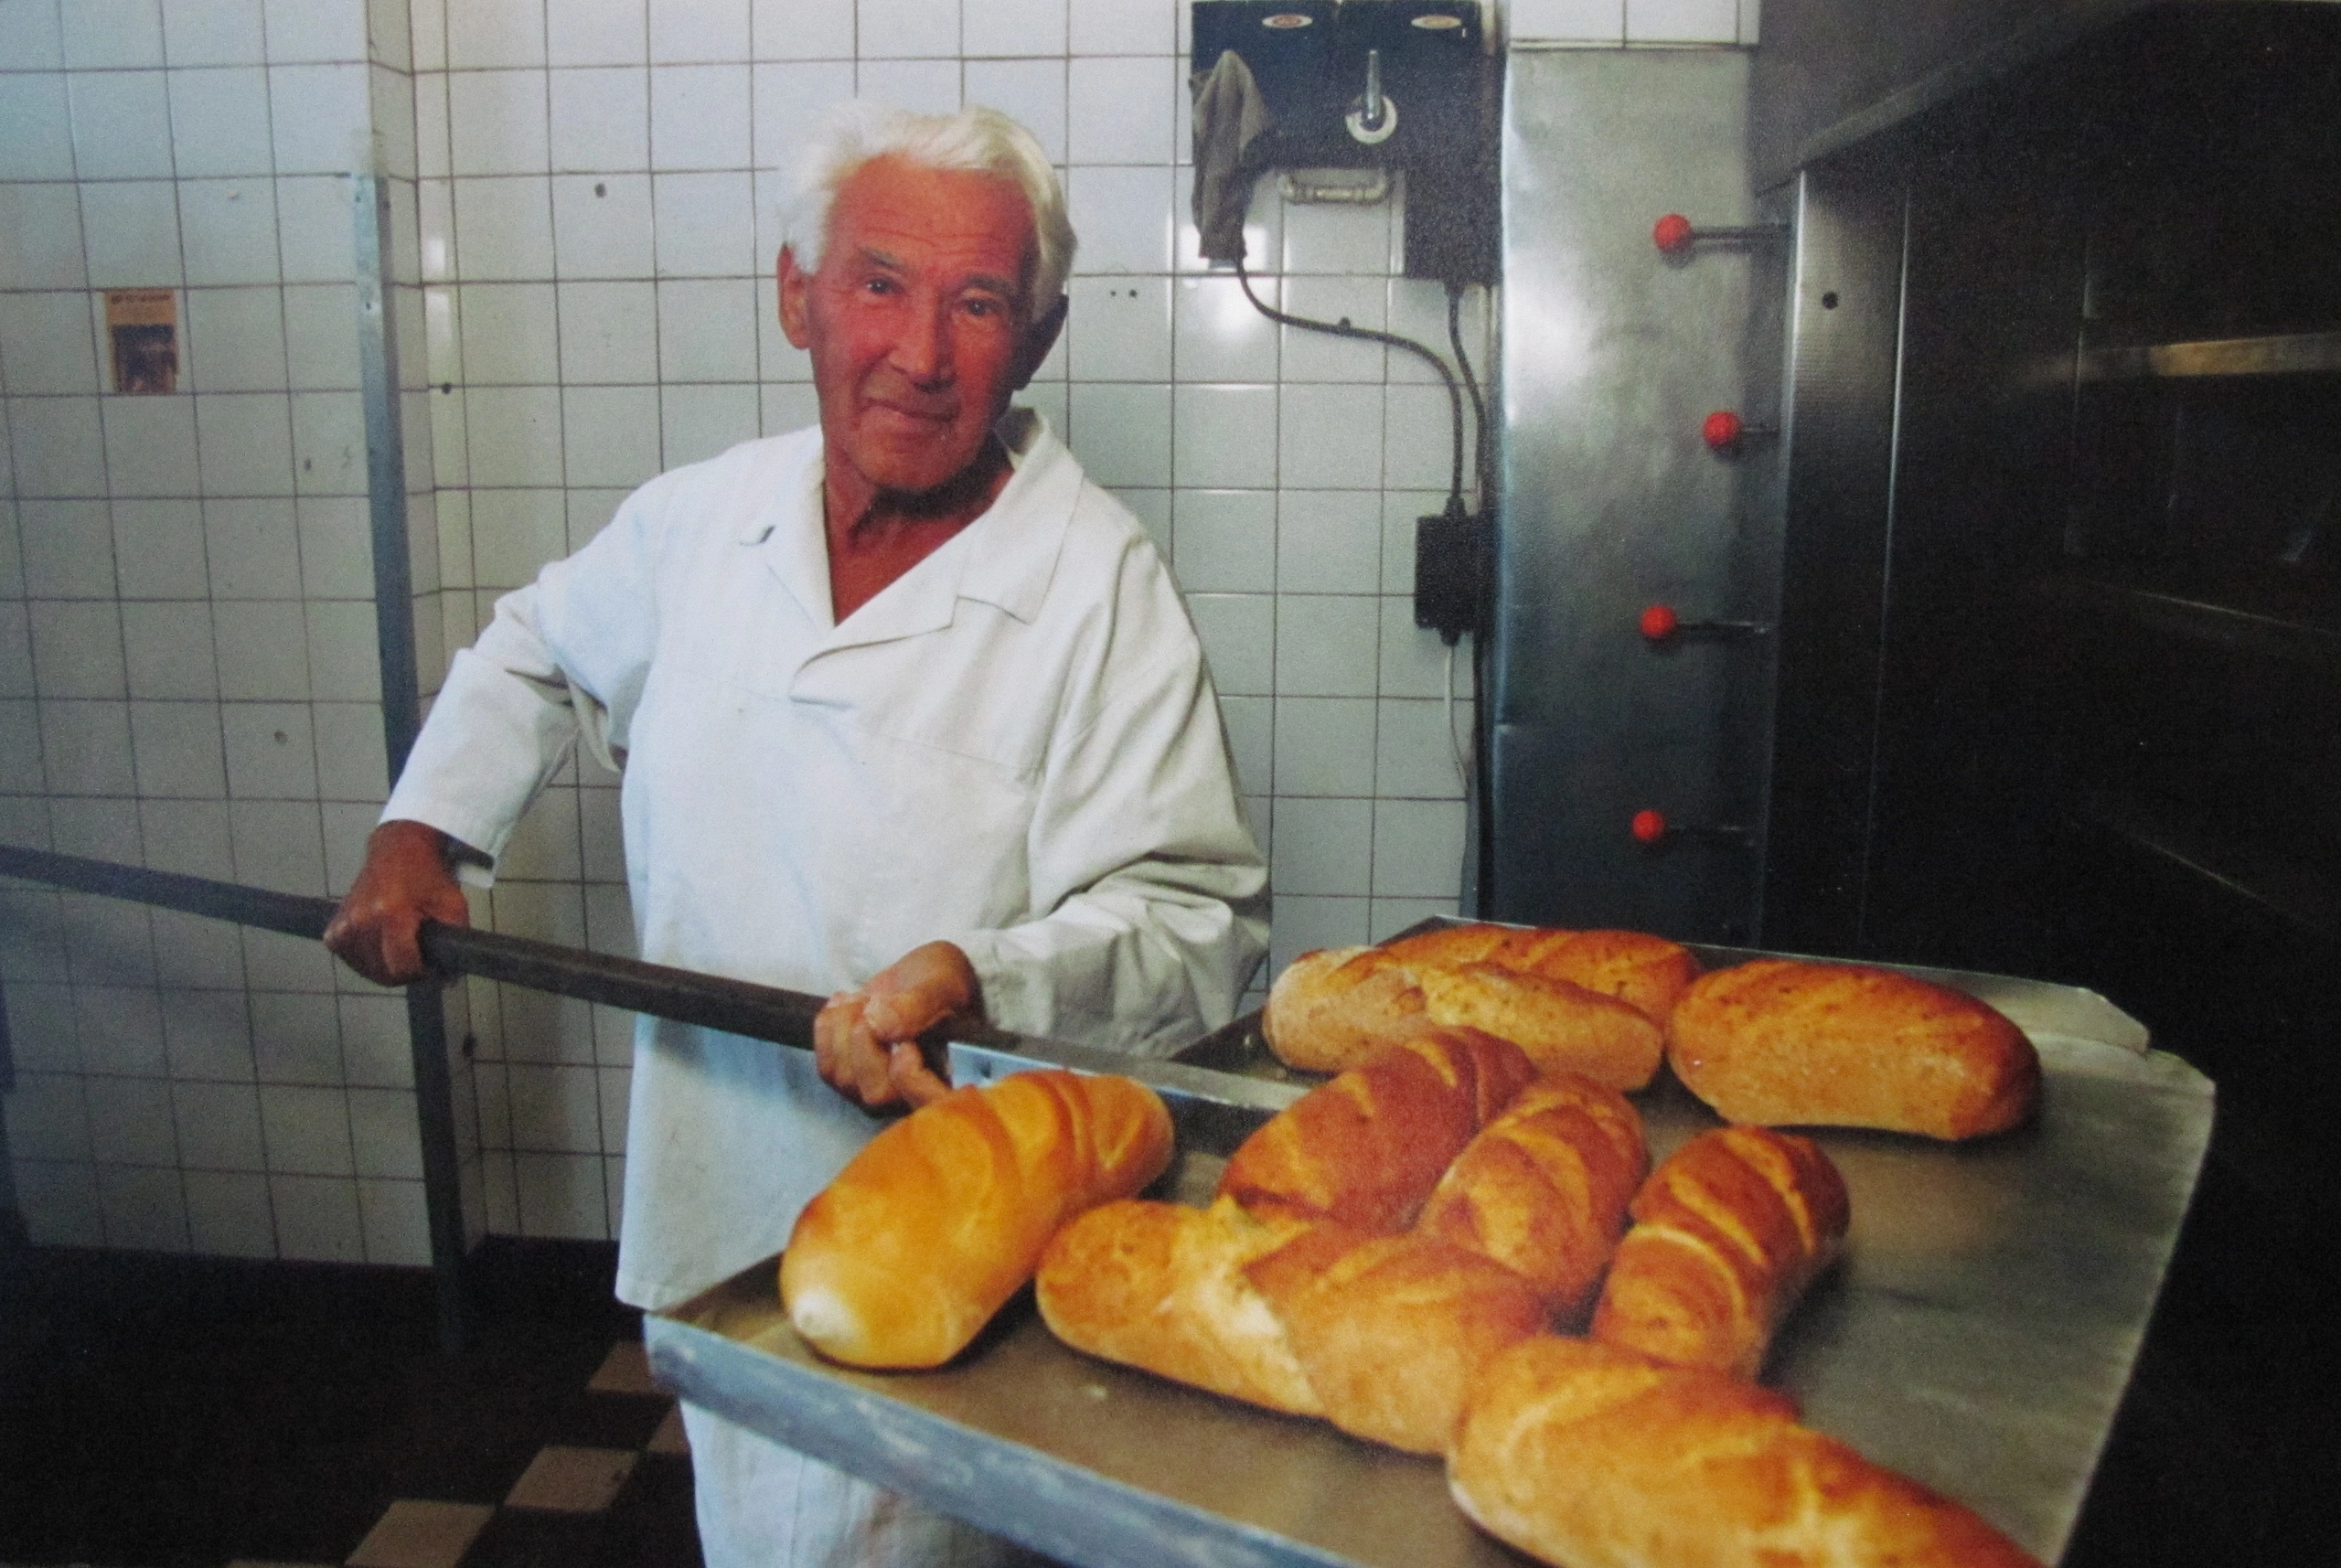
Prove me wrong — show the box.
[823,437,1014,624]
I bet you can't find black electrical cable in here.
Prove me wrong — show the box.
[1448,283,1493,505]
[1232,253,1468,512]
[1447,282,1499,919]
[1230,249,1502,918]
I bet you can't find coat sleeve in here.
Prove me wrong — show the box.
[380,482,667,881]
[948,548,1270,1057]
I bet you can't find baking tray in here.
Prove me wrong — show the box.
[647,951,2209,1568]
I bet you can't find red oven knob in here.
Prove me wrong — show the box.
[1640,604,1771,641]
[1701,410,1778,453]
[1652,216,1790,259]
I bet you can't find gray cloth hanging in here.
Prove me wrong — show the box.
[1190,49,1273,265]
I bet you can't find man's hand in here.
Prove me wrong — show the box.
[323,820,473,987]
[813,941,979,1113]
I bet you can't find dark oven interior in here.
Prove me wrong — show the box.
[1752,14,2341,1556]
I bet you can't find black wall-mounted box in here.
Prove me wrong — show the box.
[1191,0,1499,283]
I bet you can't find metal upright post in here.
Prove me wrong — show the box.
[354,172,470,1352]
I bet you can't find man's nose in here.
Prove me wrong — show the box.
[889,295,955,385]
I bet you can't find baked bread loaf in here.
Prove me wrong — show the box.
[1413,963,1665,1090]
[1260,945,1437,1072]
[1218,1029,1538,1232]
[1667,959,2041,1140]
[1266,926,1695,1077]
[1415,1072,1649,1323]
[1384,924,1701,1025]
[1244,1223,1550,1454]
[1590,1126,1850,1379]
[1035,1197,1324,1416]
[1375,922,1518,968]
[781,1070,1173,1370]
[1487,927,1703,1027]
[1449,1336,2044,1568]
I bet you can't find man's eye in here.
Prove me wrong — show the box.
[861,276,897,295]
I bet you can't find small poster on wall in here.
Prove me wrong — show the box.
[105,288,179,394]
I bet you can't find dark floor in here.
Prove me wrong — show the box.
[0,1235,700,1568]
[0,1131,2332,1568]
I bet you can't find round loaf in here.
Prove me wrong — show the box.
[1666,959,2041,1140]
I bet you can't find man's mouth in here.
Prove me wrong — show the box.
[869,400,955,426]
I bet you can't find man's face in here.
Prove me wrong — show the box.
[778,155,1061,501]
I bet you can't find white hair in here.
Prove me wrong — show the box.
[783,101,1077,311]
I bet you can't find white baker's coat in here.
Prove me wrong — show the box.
[385,412,1267,1308]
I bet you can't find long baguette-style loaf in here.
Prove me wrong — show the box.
[781,1070,1173,1370]
[1266,926,1697,1077]
[1667,959,2040,1140]
[1034,1197,1324,1416]
[1413,963,1666,1090]
[1260,945,1438,1072]
[1414,1072,1650,1323]
[1218,1029,1538,1232]
[1383,925,1701,1026]
[1449,1337,2044,1568]
[1590,1126,1850,1379]
[1243,1224,1549,1454]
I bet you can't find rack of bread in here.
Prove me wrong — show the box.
[647,923,2212,1568]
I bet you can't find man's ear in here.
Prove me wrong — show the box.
[777,246,813,349]
[1011,293,1069,391]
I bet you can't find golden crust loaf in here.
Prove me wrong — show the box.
[1260,945,1438,1072]
[1590,1126,1851,1380]
[1667,959,2041,1140]
[1218,1029,1539,1232]
[1415,963,1666,1090]
[1267,925,1698,1079]
[1415,1072,1650,1323]
[1244,1225,1550,1454]
[1449,1337,2044,1568]
[1035,1197,1325,1416]
[780,1071,1172,1370]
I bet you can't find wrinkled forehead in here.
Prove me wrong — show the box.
[825,155,1040,299]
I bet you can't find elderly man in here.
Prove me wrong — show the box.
[326,102,1267,1565]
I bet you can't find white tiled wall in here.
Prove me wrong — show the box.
[0,0,434,1264]
[4,0,1760,1255]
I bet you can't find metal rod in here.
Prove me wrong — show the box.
[0,845,827,1048]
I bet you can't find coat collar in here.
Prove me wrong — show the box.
[737,410,1079,648]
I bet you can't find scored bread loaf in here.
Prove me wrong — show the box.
[1590,1126,1850,1380]
[1449,1336,2044,1568]
[1260,945,1438,1072]
[1267,925,1696,1077]
[1374,922,1519,969]
[1667,959,2041,1140]
[1414,1072,1650,1323]
[1413,963,1665,1090]
[781,1070,1172,1370]
[1034,1197,1325,1416]
[1243,1223,1550,1455]
[1483,927,1703,1028]
[1218,1028,1538,1232]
